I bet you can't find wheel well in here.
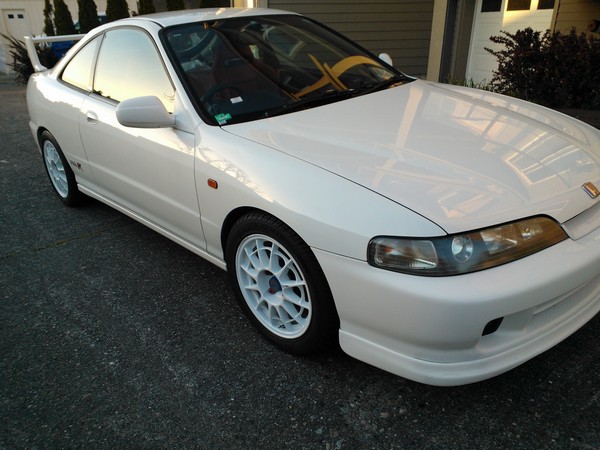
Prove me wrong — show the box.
[222,207,341,337]
[36,127,49,147]
[220,206,266,256]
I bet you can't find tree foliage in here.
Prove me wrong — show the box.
[486,27,600,109]
[43,0,55,36]
[53,0,76,35]
[138,0,156,15]
[166,0,185,11]
[106,0,129,22]
[77,0,100,33]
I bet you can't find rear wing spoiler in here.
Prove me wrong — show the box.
[24,34,83,72]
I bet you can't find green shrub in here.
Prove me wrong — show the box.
[1,33,60,84]
[77,0,100,33]
[106,0,129,22]
[138,0,155,15]
[166,0,184,11]
[53,0,76,35]
[486,27,600,109]
[43,0,55,36]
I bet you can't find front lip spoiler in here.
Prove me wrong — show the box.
[339,276,600,387]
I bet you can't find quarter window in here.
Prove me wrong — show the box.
[61,36,101,91]
[93,28,175,112]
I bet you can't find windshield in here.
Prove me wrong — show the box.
[163,15,412,125]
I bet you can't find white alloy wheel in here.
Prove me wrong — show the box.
[235,234,312,339]
[43,140,69,198]
[39,130,85,206]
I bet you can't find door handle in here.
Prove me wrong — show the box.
[86,111,98,124]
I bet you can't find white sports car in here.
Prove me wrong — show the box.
[26,8,600,386]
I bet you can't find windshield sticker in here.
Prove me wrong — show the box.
[230,96,243,104]
[215,113,232,125]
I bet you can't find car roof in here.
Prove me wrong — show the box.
[125,7,297,28]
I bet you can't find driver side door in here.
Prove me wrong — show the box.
[76,27,204,249]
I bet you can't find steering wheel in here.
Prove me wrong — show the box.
[296,55,383,98]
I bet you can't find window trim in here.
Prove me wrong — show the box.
[59,33,104,93]
[59,25,176,111]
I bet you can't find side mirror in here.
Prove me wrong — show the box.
[116,96,175,128]
[379,53,393,67]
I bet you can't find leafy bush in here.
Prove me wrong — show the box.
[486,27,600,109]
[1,33,59,84]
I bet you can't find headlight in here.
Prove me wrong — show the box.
[367,216,567,276]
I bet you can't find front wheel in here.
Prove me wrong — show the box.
[40,131,86,206]
[226,212,339,355]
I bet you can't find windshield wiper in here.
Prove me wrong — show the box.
[259,75,412,120]
[262,90,355,118]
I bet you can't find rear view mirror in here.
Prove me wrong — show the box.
[116,96,175,128]
[379,53,393,67]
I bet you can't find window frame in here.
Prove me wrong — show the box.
[59,26,176,112]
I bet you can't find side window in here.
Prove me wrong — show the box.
[61,36,101,91]
[93,28,175,113]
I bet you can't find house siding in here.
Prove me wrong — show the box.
[553,0,600,34]
[266,0,435,76]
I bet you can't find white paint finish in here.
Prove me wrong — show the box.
[25,10,600,386]
[316,226,600,385]
[79,94,202,248]
[193,125,444,261]
[227,80,600,234]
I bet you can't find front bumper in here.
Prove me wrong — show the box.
[314,225,600,386]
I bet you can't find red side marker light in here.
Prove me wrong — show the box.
[207,179,219,189]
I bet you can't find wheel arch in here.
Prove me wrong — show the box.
[35,126,50,150]
[223,207,341,352]
[220,206,339,310]
[220,206,259,257]
[221,206,317,264]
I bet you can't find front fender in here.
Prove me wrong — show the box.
[194,126,445,262]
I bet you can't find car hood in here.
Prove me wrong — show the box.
[224,80,600,233]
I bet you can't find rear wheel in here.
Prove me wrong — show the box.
[226,212,339,354]
[40,131,86,206]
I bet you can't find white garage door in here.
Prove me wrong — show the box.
[1,9,33,72]
[467,0,555,84]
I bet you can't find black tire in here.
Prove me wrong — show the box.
[39,131,86,207]
[226,212,339,355]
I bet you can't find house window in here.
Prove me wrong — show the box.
[538,0,555,9]
[481,0,502,12]
[507,0,531,10]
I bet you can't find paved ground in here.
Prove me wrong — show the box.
[1,75,599,449]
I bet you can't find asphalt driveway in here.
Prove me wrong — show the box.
[1,75,599,449]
